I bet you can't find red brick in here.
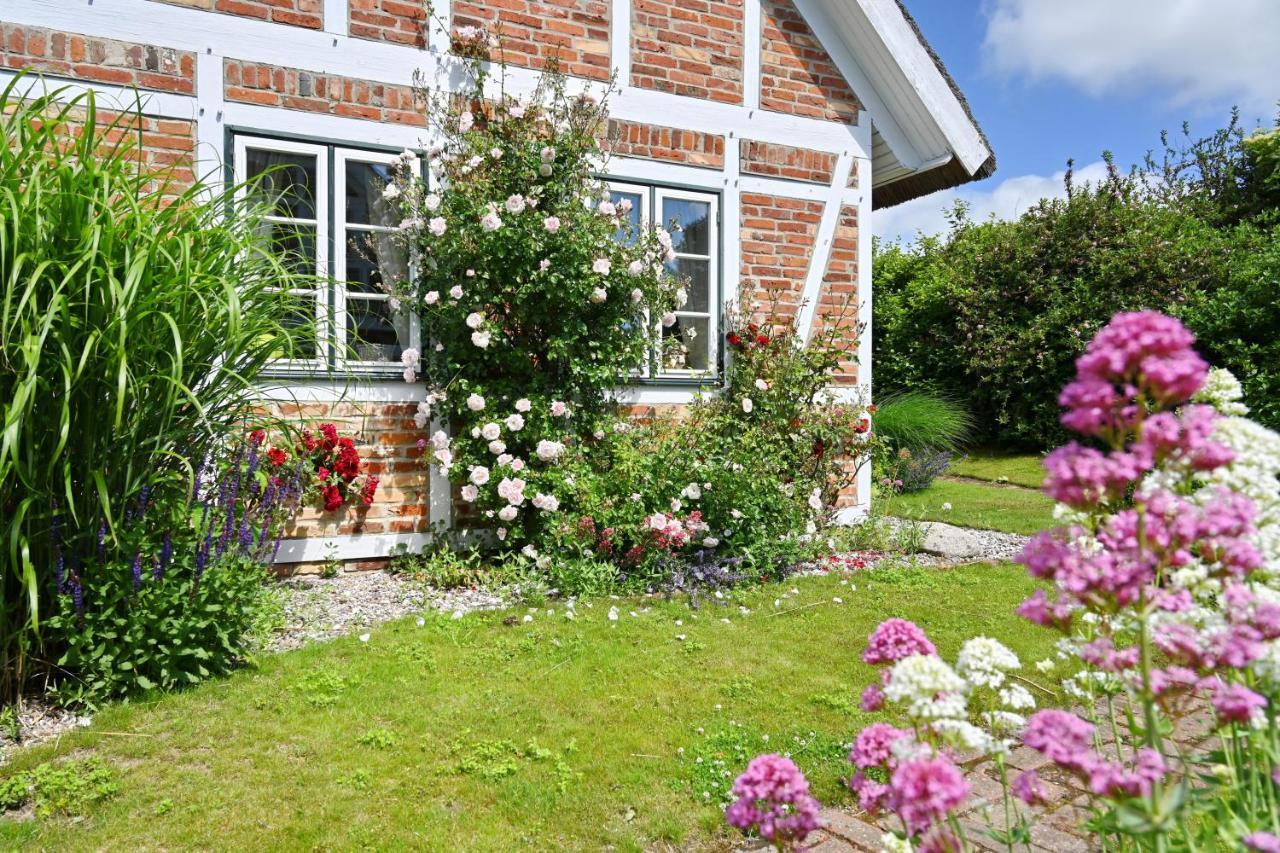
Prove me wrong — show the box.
[760,0,861,124]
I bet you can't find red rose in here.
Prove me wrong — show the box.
[360,477,379,506]
[267,447,287,467]
[755,334,770,346]
[248,429,266,447]
[322,484,343,512]
[726,332,742,347]
[748,323,759,333]
[317,466,330,481]
[867,404,877,413]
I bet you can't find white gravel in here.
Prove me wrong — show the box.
[0,700,92,766]
[268,571,506,652]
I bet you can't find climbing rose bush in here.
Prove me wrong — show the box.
[385,47,680,549]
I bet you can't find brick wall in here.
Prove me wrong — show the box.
[739,138,837,184]
[0,25,196,94]
[631,0,743,104]
[453,0,610,81]
[604,118,724,168]
[739,192,823,323]
[149,0,322,30]
[759,0,860,123]
[273,401,430,549]
[812,204,860,384]
[224,59,426,125]
[349,0,428,47]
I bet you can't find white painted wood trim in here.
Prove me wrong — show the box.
[609,0,631,87]
[790,0,919,171]
[322,0,348,37]
[857,0,989,174]
[854,155,873,516]
[0,68,196,118]
[8,0,871,159]
[275,531,430,563]
[794,151,857,341]
[721,132,743,315]
[254,380,428,403]
[743,0,761,111]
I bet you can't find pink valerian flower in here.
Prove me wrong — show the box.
[1086,749,1167,799]
[860,683,885,712]
[1079,637,1140,673]
[848,773,890,813]
[1132,405,1234,471]
[724,754,822,848]
[1023,710,1095,771]
[888,756,969,835]
[1042,443,1148,509]
[1012,770,1049,805]
[862,618,937,665]
[849,723,912,770]
[1212,682,1267,725]
[1244,833,1280,853]
[1015,588,1075,631]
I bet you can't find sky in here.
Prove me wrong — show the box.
[873,0,1280,244]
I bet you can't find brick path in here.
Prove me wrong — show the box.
[771,704,1216,852]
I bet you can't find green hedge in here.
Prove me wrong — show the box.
[873,121,1280,449]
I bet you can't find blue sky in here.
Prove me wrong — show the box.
[875,0,1280,243]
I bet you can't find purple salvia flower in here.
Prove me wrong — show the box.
[152,555,163,582]
[97,519,107,560]
[196,529,213,578]
[131,552,143,590]
[160,532,173,569]
[238,516,253,553]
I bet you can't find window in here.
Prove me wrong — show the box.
[234,135,420,374]
[608,182,720,378]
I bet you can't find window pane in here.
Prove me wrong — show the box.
[345,160,399,227]
[246,148,317,220]
[609,190,643,245]
[270,293,318,361]
[258,222,317,276]
[347,297,408,363]
[662,198,711,255]
[661,316,709,372]
[345,230,408,295]
[664,257,709,312]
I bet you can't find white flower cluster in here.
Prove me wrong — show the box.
[883,654,967,720]
[955,636,1022,689]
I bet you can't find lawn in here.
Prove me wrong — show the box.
[0,563,1055,851]
[947,452,1046,489]
[882,476,1056,536]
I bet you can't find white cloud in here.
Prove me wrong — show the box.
[982,0,1280,115]
[873,161,1111,244]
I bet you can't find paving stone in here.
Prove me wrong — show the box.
[821,808,890,850]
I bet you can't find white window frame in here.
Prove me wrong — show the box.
[607,181,653,379]
[334,147,422,376]
[233,135,330,374]
[655,187,719,379]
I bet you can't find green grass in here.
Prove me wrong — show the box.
[883,478,1056,535]
[948,452,1046,489]
[0,564,1055,851]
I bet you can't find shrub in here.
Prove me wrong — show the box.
[874,116,1280,449]
[0,77,308,698]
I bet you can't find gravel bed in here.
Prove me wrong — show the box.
[268,571,506,652]
[0,700,92,766]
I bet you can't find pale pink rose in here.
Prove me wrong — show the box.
[543,216,561,233]
[428,217,446,236]
[461,484,479,502]
[592,258,611,275]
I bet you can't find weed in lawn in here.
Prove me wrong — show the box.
[356,728,399,750]
[294,670,353,709]
[0,756,119,818]
[810,691,858,716]
[344,769,372,791]
[720,677,759,699]
[450,733,579,792]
